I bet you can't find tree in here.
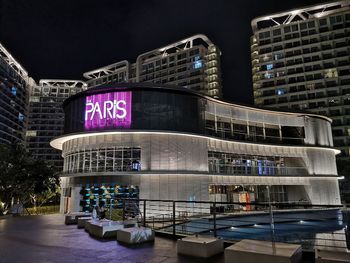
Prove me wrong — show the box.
[0,144,59,215]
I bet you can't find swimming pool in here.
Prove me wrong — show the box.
[161,209,349,250]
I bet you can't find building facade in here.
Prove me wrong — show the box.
[50,83,341,214]
[0,42,34,144]
[83,34,223,99]
[251,1,350,157]
[26,79,87,168]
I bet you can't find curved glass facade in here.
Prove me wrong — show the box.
[64,86,203,135]
[62,83,333,147]
[63,147,141,174]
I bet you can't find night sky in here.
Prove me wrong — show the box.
[0,0,326,104]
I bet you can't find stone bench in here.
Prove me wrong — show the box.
[315,249,350,262]
[177,235,224,258]
[88,219,125,239]
[117,227,154,244]
[84,219,99,232]
[225,239,302,263]
[77,216,92,228]
[64,212,91,225]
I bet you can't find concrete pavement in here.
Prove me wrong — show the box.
[0,214,224,263]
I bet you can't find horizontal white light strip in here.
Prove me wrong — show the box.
[50,130,341,155]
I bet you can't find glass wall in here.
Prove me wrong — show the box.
[63,88,204,135]
[205,114,305,145]
[63,147,141,174]
[209,184,289,210]
[208,151,308,176]
[63,86,327,147]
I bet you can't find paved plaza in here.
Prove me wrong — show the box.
[0,214,224,263]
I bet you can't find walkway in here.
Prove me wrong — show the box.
[0,214,224,263]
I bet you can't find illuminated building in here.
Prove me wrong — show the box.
[26,80,87,167]
[251,1,350,157]
[83,34,223,99]
[51,83,341,214]
[0,42,34,144]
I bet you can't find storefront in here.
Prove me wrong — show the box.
[51,83,341,214]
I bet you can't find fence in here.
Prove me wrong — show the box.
[109,198,349,251]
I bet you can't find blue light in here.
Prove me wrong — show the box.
[11,87,17,96]
[264,73,273,79]
[258,160,263,175]
[18,113,24,122]
[194,56,201,61]
[266,64,273,70]
[276,89,285,95]
[194,60,202,69]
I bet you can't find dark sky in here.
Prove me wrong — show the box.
[0,0,326,104]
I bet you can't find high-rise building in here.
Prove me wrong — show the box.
[0,42,34,145]
[83,34,223,99]
[251,1,350,157]
[26,79,87,168]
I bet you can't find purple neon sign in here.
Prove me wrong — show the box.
[84,91,132,130]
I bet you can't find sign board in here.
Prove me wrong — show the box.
[84,91,132,130]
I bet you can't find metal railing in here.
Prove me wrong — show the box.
[109,198,349,252]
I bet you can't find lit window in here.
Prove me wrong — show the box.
[193,60,202,69]
[131,160,141,171]
[266,64,273,70]
[11,86,17,96]
[18,113,24,122]
[276,89,285,95]
[26,130,37,137]
[264,73,273,79]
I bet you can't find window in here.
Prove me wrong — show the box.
[18,113,25,122]
[284,26,291,33]
[11,86,17,96]
[189,49,199,56]
[264,72,274,79]
[63,147,141,174]
[193,60,202,69]
[324,68,338,78]
[307,21,315,28]
[330,15,343,25]
[266,64,273,70]
[273,29,281,36]
[319,19,327,26]
[259,31,270,39]
[301,22,308,30]
[274,53,284,60]
[276,88,285,95]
